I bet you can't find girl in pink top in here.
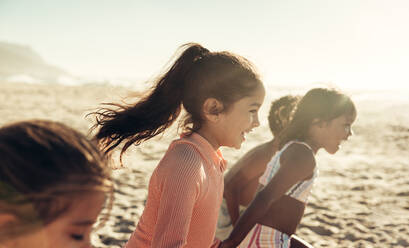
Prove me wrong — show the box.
[92,43,265,247]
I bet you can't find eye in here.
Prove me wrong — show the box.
[344,124,351,132]
[249,109,258,114]
[71,234,84,241]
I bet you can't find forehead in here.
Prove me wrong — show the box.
[243,84,265,102]
[345,111,357,122]
[223,84,264,112]
[332,113,356,123]
[53,192,106,226]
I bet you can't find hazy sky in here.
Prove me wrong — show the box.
[1,0,409,90]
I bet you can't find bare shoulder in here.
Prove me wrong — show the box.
[225,141,274,181]
[240,141,275,165]
[280,142,316,176]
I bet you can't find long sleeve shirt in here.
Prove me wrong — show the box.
[125,132,226,248]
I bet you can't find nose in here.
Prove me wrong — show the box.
[252,113,260,128]
[344,127,353,140]
[81,236,92,248]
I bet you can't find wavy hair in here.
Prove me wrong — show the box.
[92,43,263,162]
[267,95,299,136]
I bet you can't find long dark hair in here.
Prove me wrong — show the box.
[92,43,262,161]
[278,88,356,148]
[0,120,112,240]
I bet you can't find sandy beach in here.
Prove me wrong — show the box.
[0,81,408,248]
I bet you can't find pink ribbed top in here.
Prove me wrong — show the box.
[125,132,226,248]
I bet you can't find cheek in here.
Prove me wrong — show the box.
[338,128,348,139]
[11,228,51,248]
[232,112,250,124]
[329,127,343,140]
[249,115,253,125]
[44,225,73,248]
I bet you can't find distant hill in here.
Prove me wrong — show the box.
[0,41,69,81]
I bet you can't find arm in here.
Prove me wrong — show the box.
[221,143,316,247]
[231,142,275,184]
[224,142,274,225]
[211,238,222,248]
[224,187,240,225]
[151,145,202,248]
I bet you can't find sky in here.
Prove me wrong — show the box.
[1,0,409,90]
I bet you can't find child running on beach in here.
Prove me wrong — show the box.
[217,95,299,239]
[220,88,357,248]
[0,120,112,248]
[92,43,265,248]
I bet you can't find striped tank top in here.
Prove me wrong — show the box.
[259,140,318,204]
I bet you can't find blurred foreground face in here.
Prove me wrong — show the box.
[2,192,105,248]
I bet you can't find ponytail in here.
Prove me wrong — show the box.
[92,43,209,159]
[267,95,299,136]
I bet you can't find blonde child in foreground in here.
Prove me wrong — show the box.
[220,88,357,248]
[0,120,112,248]
[92,43,265,247]
[217,95,299,237]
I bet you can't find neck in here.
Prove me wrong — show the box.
[303,138,319,154]
[195,128,220,150]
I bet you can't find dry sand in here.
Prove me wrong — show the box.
[0,82,408,248]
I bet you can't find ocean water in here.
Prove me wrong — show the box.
[3,73,408,109]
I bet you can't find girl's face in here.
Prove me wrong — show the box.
[320,113,356,154]
[3,191,105,248]
[216,84,265,149]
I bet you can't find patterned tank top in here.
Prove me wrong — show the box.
[259,140,319,204]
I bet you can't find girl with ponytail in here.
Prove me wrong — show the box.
[220,88,357,248]
[92,43,265,248]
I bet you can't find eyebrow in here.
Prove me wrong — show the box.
[250,103,261,107]
[345,116,356,122]
[72,220,95,226]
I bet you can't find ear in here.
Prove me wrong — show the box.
[202,98,224,123]
[311,118,326,128]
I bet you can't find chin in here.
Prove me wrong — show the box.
[232,140,243,149]
[325,146,339,154]
[222,140,241,149]
[233,143,242,149]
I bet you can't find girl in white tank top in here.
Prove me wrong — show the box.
[220,88,357,248]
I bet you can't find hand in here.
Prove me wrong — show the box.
[218,239,235,248]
